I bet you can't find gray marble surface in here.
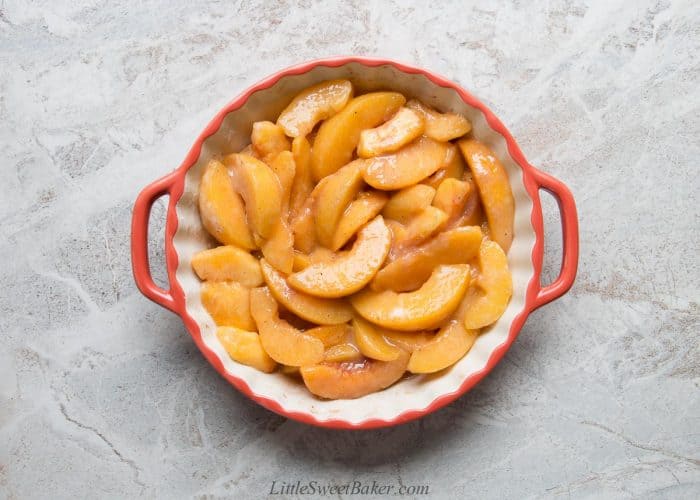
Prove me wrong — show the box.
[1,1,699,498]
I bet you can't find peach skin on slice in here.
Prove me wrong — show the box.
[201,281,255,330]
[288,216,391,298]
[216,326,277,373]
[191,245,263,287]
[457,139,514,252]
[462,240,513,329]
[277,79,354,138]
[251,121,290,160]
[260,259,353,325]
[300,350,409,399]
[372,226,483,292]
[352,316,402,361]
[198,159,256,249]
[249,287,324,366]
[311,92,405,180]
[331,191,388,251]
[406,99,472,141]
[351,264,471,331]
[362,136,448,190]
[357,106,425,158]
[423,144,466,189]
[289,136,313,216]
[314,160,364,248]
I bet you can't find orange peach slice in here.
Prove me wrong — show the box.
[290,197,316,254]
[381,184,436,224]
[458,139,514,252]
[311,92,405,180]
[423,144,466,189]
[291,247,336,271]
[406,99,472,141]
[382,330,436,352]
[260,259,353,325]
[352,316,402,361]
[191,245,263,287]
[361,136,448,190]
[249,287,324,366]
[198,160,256,249]
[268,150,296,211]
[392,206,448,249]
[351,264,471,331]
[288,216,391,298]
[259,220,294,274]
[277,79,354,138]
[432,178,472,227]
[314,160,364,248]
[305,324,349,348]
[323,343,362,363]
[217,326,277,373]
[251,121,290,160]
[462,240,512,329]
[289,136,313,216]
[357,106,425,157]
[331,191,388,251]
[300,350,409,399]
[201,281,255,330]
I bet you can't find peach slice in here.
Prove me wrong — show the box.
[357,106,425,158]
[249,287,324,366]
[289,136,313,216]
[458,139,514,252]
[351,264,471,331]
[406,99,472,141]
[392,206,448,249]
[300,350,409,399]
[224,154,282,239]
[201,281,255,330]
[381,184,436,224]
[268,150,296,211]
[462,240,513,329]
[311,92,406,180]
[372,226,483,292]
[432,178,472,227]
[361,136,448,190]
[217,326,277,373]
[314,160,364,248]
[323,343,362,363]
[352,316,402,361]
[251,121,290,160]
[305,324,349,348]
[239,144,258,158]
[291,247,336,271]
[277,79,354,138]
[260,259,353,325]
[260,220,294,274]
[423,144,466,189]
[290,197,316,253]
[331,191,388,251]
[191,245,263,287]
[382,330,436,352]
[198,159,256,249]
[288,216,391,298]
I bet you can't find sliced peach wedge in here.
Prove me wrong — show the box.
[352,316,402,361]
[423,143,466,189]
[314,160,364,248]
[406,99,472,141]
[351,264,471,331]
[259,219,294,274]
[357,106,424,158]
[289,136,313,216]
[200,281,255,331]
[288,216,391,298]
[382,184,436,224]
[432,177,472,227]
[251,121,290,161]
[191,245,263,287]
[323,343,362,363]
[249,287,325,366]
[331,191,388,251]
[259,259,353,325]
[217,326,277,373]
[277,79,354,138]
[267,150,296,211]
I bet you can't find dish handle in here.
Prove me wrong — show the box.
[131,173,180,313]
[529,168,579,311]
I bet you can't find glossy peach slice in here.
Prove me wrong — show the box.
[462,240,513,329]
[300,350,409,399]
[392,206,448,249]
[351,264,471,331]
[362,136,448,190]
[423,144,466,189]
[432,178,472,227]
[277,79,354,138]
[290,197,316,253]
[305,324,349,348]
[201,281,255,330]
[217,326,277,373]
[458,139,514,252]
[288,216,391,298]
[260,220,294,274]
[331,191,388,251]
[311,92,405,180]
[251,121,290,160]
[291,247,335,271]
[268,150,296,211]
[381,184,435,224]
[289,136,313,216]
[357,106,425,157]
[407,320,478,374]
[191,245,263,287]
[198,159,256,249]
[323,343,362,363]
[314,160,364,248]
[352,316,402,361]
[382,330,436,352]
[406,99,472,141]
[260,259,353,325]
[249,287,324,366]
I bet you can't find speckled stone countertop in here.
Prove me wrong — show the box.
[1,1,698,498]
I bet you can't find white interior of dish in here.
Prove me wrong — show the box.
[172,62,536,424]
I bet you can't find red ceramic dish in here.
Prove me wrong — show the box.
[131,56,579,429]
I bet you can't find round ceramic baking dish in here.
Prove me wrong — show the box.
[131,56,579,429]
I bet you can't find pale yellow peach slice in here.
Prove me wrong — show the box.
[311,92,406,180]
[458,139,514,252]
[217,326,277,373]
[191,245,263,287]
[277,79,354,138]
[357,106,425,158]
[268,150,296,211]
[198,159,256,249]
[331,191,388,251]
[407,320,478,374]
[314,160,364,248]
[289,136,313,216]
[406,99,472,141]
[432,178,472,227]
[423,144,466,189]
[382,330,436,352]
[251,121,290,160]
[462,240,512,329]
[305,324,349,348]
[290,197,316,253]
[201,281,255,330]
[259,219,294,274]
[249,287,324,366]
[361,136,448,190]
[352,316,402,361]
[288,216,391,298]
[351,264,471,331]
[381,184,436,224]
[291,247,336,271]
[392,206,448,249]
[260,259,353,325]
[323,343,362,363]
